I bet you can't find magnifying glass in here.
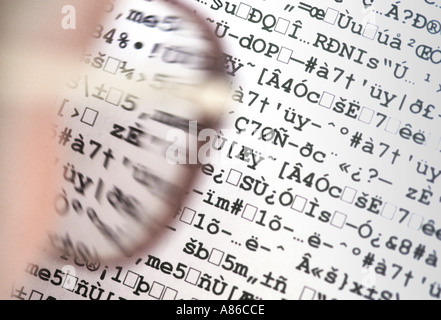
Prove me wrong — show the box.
[51,0,229,265]
[0,0,229,271]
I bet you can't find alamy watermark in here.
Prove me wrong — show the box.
[165,121,266,167]
[61,5,76,30]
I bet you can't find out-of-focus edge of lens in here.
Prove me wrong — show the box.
[168,0,230,120]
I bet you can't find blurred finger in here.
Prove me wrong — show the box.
[0,0,106,299]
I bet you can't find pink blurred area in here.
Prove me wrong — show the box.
[0,0,105,299]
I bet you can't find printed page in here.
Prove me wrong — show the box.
[9,0,441,300]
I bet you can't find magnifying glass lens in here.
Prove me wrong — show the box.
[49,0,227,263]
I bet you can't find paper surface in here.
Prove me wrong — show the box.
[10,0,441,300]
